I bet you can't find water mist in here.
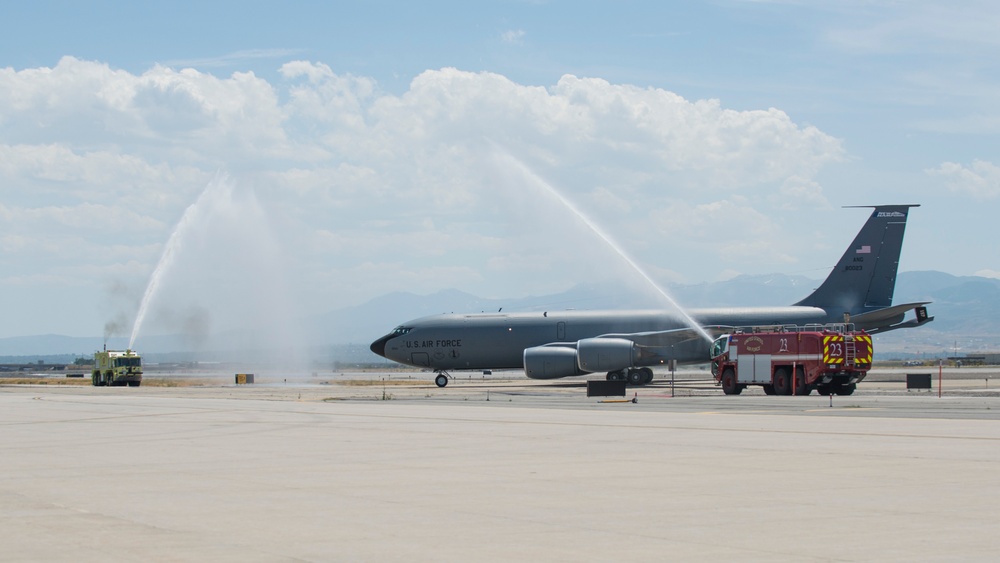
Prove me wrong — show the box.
[128,174,305,370]
[129,177,225,349]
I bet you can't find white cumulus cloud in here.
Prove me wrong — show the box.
[501,29,526,44]
[926,159,1000,199]
[0,58,845,337]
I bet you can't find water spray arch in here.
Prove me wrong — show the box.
[492,146,714,345]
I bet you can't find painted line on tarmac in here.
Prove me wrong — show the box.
[804,408,885,412]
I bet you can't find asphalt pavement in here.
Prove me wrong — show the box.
[2,376,999,561]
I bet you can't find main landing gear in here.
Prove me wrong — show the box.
[606,367,654,386]
[434,372,450,388]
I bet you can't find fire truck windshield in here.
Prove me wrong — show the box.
[114,357,141,368]
[710,335,729,358]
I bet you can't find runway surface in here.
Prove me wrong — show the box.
[3,376,1000,561]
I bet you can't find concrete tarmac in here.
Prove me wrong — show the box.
[3,380,1000,561]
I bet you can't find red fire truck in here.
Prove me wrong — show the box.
[710,326,872,396]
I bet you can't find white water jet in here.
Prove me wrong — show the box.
[495,149,714,344]
[129,174,231,350]
[126,173,306,368]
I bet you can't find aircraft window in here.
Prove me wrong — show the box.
[391,326,412,336]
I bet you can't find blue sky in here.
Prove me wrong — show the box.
[2,1,998,339]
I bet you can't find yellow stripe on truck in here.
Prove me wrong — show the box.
[856,334,873,364]
[823,334,844,364]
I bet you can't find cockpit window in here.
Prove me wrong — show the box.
[391,326,412,336]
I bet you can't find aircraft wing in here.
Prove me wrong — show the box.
[587,326,732,365]
[598,325,733,347]
[851,302,933,334]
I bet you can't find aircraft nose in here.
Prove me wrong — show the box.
[370,334,392,358]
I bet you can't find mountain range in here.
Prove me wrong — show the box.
[3,271,999,362]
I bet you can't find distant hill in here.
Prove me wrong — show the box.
[879,271,1000,357]
[3,271,999,360]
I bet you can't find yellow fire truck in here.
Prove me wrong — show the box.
[92,348,143,387]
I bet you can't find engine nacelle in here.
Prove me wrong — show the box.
[576,338,638,373]
[523,346,583,379]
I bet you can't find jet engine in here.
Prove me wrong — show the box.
[576,338,639,373]
[523,346,583,379]
[524,338,640,380]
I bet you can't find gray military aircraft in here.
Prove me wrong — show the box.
[370,205,933,387]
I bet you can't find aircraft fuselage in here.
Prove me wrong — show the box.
[371,306,831,371]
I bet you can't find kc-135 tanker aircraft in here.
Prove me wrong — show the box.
[371,205,933,387]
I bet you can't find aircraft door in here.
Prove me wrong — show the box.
[557,322,566,340]
[411,352,430,367]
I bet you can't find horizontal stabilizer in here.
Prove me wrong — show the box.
[850,302,933,334]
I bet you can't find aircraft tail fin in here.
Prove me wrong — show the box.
[795,205,919,317]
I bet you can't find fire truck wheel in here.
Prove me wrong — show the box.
[721,368,741,395]
[773,367,791,395]
[815,383,832,396]
[834,382,856,396]
[794,366,810,395]
[763,385,776,395]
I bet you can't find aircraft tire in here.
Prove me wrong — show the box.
[434,374,448,388]
[773,367,792,395]
[627,369,645,386]
[641,367,654,384]
[606,370,624,382]
[721,368,741,395]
